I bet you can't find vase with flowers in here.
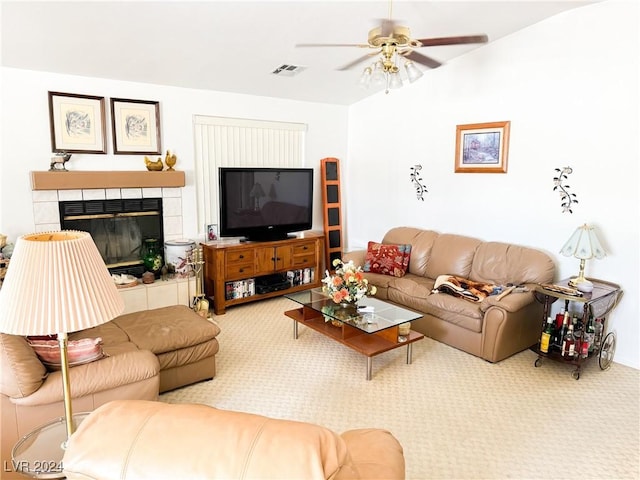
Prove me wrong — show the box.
[322,258,377,308]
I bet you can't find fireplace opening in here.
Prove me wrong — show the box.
[59,198,164,277]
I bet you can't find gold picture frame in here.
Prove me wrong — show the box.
[110,98,161,155]
[455,121,510,173]
[48,91,107,154]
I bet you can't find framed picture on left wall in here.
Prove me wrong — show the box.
[48,91,107,154]
[110,98,161,155]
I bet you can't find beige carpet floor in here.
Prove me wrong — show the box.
[160,297,640,479]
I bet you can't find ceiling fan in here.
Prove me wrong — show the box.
[296,8,488,92]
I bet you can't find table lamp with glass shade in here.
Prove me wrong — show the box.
[559,223,607,290]
[0,231,124,448]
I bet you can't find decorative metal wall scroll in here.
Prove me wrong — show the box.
[410,165,427,201]
[553,166,578,213]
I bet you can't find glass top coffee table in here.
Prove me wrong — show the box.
[284,288,425,380]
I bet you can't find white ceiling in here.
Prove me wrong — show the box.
[1,1,596,105]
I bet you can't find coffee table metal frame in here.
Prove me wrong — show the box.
[285,288,425,380]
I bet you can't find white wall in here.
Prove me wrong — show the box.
[346,0,639,369]
[0,69,348,242]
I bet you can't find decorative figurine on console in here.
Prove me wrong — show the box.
[50,152,72,171]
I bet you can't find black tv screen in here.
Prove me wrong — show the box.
[218,167,313,241]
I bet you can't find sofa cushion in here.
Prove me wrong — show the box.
[0,334,47,398]
[406,230,439,276]
[155,339,219,371]
[381,226,426,246]
[424,293,484,332]
[424,234,481,280]
[71,320,130,346]
[358,271,397,300]
[389,275,434,298]
[363,241,411,277]
[470,241,555,285]
[112,305,220,354]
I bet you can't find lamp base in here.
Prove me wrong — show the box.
[572,278,594,293]
[568,258,590,288]
[568,275,591,287]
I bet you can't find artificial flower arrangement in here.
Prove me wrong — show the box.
[322,258,377,305]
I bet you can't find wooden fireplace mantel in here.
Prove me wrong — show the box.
[30,170,186,190]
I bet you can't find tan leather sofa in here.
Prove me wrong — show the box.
[0,305,220,479]
[62,400,405,480]
[345,227,555,363]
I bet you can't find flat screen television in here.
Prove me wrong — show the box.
[218,167,314,241]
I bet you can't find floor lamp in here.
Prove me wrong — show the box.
[0,231,123,450]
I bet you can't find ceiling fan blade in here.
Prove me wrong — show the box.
[415,34,489,47]
[336,54,377,71]
[296,43,370,48]
[403,51,443,69]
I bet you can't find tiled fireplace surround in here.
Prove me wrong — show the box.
[31,186,194,314]
[31,186,184,238]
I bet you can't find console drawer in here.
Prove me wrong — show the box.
[225,263,255,281]
[292,242,316,256]
[292,241,316,268]
[226,250,253,264]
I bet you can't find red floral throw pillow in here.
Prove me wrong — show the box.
[27,337,105,371]
[363,241,412,277]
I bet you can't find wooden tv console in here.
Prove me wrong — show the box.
[202,231,324,315]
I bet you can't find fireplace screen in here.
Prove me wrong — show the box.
[59,198,164,276]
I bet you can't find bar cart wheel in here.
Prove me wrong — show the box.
[534,357,543,368]
[598,331,616,370]
[571,369,580,380]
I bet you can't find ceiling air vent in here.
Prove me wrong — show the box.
[271,64,305,77]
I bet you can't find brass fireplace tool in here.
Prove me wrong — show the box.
[188,247,210,318]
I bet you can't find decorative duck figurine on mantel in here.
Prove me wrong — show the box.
[144,156,164,171]
[164,150,177,171]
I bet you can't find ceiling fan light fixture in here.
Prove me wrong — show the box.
[370,61,386,88]
[296,12,488,97]
[404,60,423,83]
[388,71,403,89]
[358,67,372,89]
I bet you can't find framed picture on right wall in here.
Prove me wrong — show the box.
[455,121,510,173]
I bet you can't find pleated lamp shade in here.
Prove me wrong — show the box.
[560,224,607,260]
[0,231,124,336]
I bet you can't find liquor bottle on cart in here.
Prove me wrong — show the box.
[562,324,576,358]
[539,317,554,354]
[555,315,569,351]
[555,307,566,329]
[593,318,604,350]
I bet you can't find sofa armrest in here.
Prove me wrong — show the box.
[481,299,544,362]
[342,250,366,267]
[11,350,159,407]
[338,428,405,480]
[480,291,535,313]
